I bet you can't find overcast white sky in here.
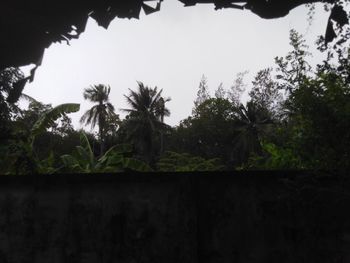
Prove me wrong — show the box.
[22,0,329,129]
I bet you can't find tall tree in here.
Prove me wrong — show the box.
[122,82,170,165]
[275,29,312,94]
[227,71,248,107]
[215,82,226,99]
[80,84,117,155]
[193,75,210,113]
[249,68,283,120]
[169,97,237,168]
[279,61,350,169]
[156,97,167,154]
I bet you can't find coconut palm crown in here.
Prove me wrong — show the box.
[80,84,117,155]
[233,101,273,163]
[122,82,171,164]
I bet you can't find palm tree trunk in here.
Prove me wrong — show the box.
[99,114,104,156]
[160,114,164,155]
[160,132,164,154]
[99,127,104,156]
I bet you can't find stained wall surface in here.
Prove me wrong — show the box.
[0,172,348,263]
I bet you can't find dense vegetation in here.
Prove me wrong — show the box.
[1,29,350,174]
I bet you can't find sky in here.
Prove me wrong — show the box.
[22,0,329,129]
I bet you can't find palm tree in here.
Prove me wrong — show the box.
[233,101,273,164]
[156,97,167,154]
[80,84,117,155]
[122,82,170,164]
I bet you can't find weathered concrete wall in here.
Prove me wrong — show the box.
[0,172,348,263]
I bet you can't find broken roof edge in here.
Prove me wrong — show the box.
[0,0,346,72]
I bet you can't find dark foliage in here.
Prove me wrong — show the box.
[1,5,350,173]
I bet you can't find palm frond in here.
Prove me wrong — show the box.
[80,105,101,129]
[20,93,39,104]
[83,84,111,103]
[106,102,115,113]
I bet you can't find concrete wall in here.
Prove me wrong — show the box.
[0,172,348,263]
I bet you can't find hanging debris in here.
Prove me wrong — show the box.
[0,0,348,72]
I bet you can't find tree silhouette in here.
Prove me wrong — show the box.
[122,82,170,164]
[80,84,117,155]
[215,83,226,99]
[227,71,248,107]
[249,68,283,120]
[233,101,273,164]
[193,75,210,113]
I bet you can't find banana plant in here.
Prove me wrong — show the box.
[3,103,80,174]
[60,132,152,173]
[31,103,80,146]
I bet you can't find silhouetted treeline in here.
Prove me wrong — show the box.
[1,29,350,174]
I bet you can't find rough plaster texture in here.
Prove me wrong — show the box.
[0,172,348,263]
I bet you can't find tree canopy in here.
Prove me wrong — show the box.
[1,6,350,173]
